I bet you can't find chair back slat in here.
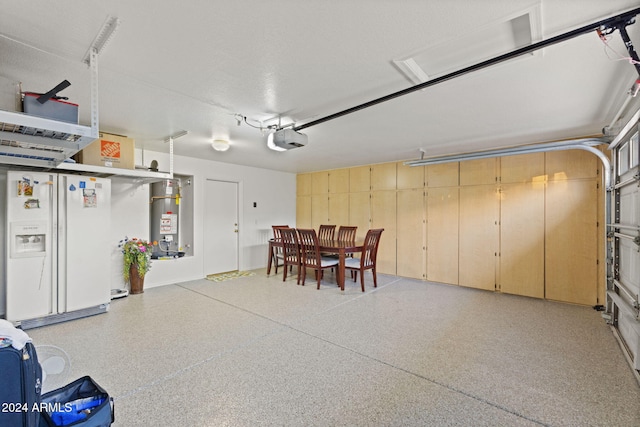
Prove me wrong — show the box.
[297,228,321,268]
[318,224,336,240]
[337,226,357,241]
[361,228,384,268]
[280,228,299,263]
[272,225,289,241]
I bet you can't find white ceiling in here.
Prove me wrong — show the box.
[1,0,639,174]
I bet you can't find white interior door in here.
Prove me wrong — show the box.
[204,180,239,275]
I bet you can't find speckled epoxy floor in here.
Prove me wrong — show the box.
[27,270,640,426]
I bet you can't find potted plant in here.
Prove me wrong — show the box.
[119,237,154,294]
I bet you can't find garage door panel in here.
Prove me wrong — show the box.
[610,124,640,375]
[619,238,640,296]
[619,184,638,226]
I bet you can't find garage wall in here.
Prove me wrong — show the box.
[113,149,297,291]
[297,149,605,305]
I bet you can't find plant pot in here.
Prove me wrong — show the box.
[129,263,145,294]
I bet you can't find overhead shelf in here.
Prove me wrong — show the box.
[0,109,97,168]
[0,50,174,180]
[56,162,172,180]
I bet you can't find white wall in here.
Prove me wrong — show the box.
[0,152,296,315]
[109,150,297,291]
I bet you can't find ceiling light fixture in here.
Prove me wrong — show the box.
[212,139,230,152]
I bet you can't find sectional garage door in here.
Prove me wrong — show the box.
[608,119,640,375]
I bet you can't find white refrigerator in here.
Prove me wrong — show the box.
[5,171,111,328]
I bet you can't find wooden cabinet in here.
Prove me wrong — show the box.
[397,162,424,189]
[458,185,499,290]
[546,150,598,180]
[460,158,497,186]
[545,179,598,305]
[371,190,396,275]
[426,187,459,285]
[328,193,349,226]
[371,163,396,191]
[349,166,370,192]
[499,182,544,298]
[328,169,349,193]
[296,195,312,229]
[297,173,311,196]
[311,171,329,195]
[426,162,459,187]
[500,153,544,184]
[295,149,603,306]
[349,192,370,239]
[311,194,329,230]
[397,189,425,279]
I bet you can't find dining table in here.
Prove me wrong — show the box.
[318,238,364,291]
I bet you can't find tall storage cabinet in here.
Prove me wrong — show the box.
[498,154,545,298]
[296,149,605,305]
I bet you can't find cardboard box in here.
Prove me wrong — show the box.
[75,132,135,169]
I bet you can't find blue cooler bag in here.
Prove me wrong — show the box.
[39,376,114,427]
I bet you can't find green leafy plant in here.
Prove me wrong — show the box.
[119,237,154,280]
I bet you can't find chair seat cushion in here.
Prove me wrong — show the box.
[345,257,361,269]
[320,257,340,267]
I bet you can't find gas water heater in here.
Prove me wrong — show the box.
[150,179,183,258]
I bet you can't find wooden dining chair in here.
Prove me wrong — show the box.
[337,226,357,241]
[318,224,336,257]
[336,225,358,264]
[345,228,384,292]
[296,228,339,289]
[279,228,301,284]
[271,225,289,274]
[318,224,336,240]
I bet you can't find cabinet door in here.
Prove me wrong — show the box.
[545,179,598,305]
[296,195,312,229]
[397,162,424,189]
[350,166,371,193]
[328,193,349,226]
[460,158,497,186]
[329,169,349,193]
[426,162,459,187]
[546,150,598,180]
[458,185,499,290]
[311,171,329,195]
[426,187,459,284]
[297,173,312,196]
[500,153,544,184]
[499,182,544,298]
[397,189,425,279]
[348,192,371,239]
[311,195,329,230]
[371,162,397,191]
[371,190,396,275]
